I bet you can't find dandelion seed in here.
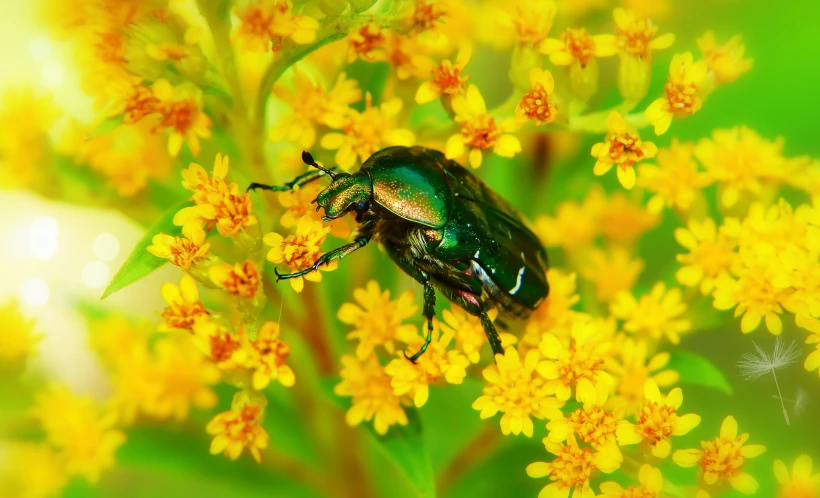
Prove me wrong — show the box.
[773,388,809,418]
[737,336,801,424]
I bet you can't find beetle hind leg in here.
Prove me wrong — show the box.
[434,283,505,357]
[404,281,436,364]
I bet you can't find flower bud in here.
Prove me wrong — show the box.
[569,60,598,102]
[317,0,348,17]
[349,0,378,13]
[617,54,651,104]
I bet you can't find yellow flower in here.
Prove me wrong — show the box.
[321,93,415,171]
[580,247,644,303]
[192,320,243,368]
[612,8,675,59]
[536,319,614,403]
[774,454,820,498]
[673,415,766,494]
[638,138,710,214]
[675,217,737,295]
[337,280,418,359]
[379,33,432,81]
[440,307,500,364]
[606,337,679,418]
[645,52,708,135]
[696,126,787,207]
[527,435,622,497]
[546,387,624,455]
[806,328,820,377]
[599,464,664,498]
[516,68,558,126]
[158,274,209,332]
[148,223,212,272]
[0,443,67,498]
[541,27,617,66]
[347,23,385,62]
[522,270,581,348]
[277,181,352,239]
[30,385,127,484]
[472,347,563,437]
[152,79,212,156]
[534,195,600,250]
[405,0,449,35]
[596,189,660,245]
[210,260,260,299]
[207,391,269,463]
[242,321,296,390]
[497,0,557,47]
[102,76,159,124]
[384,320,470,408]
[618,380,701,458]
[698,31,752,85]
[263,215,337,293]
[415,45,472,104]
[591,112,658,189]
[233,0,318,52]
[610,282,691,345]
[0,87,58,188]
[446,85,521,169]
[270,70,361,148]
[335,354,410,435]
[0,300,41,363]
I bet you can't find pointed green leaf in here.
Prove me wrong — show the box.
[101,200,191,299]
[87,115,124,139]
[667,349,733,395]
[319,378,435,498]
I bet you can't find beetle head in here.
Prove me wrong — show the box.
[315,172,372,220]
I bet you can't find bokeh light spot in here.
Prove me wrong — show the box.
[92,233,120,262]
[20,278,50,306]
[28,36,52,60]
[82,261,110,289]
[30,216,58,240]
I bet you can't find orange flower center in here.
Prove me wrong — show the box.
[123,84,159,124]
[569,407,618,447]
[223,262,259,298]
[561,28,597,67]
[161,301,208,331]
[607,132,650,168]
[432,62,468,95]
[239,7,275,39]
[210,333,241,363]
[410,1,446,33]
[95,32,126,64]
[254,337,291,368]
[520,86,554,124]
[636,401,676,444]
[617,24,659,58]
[558,342,603,385]
[460,115,501,150]
[700,436,746,478]
[548,442,595,488]
[663,80,700,114]
[159,99,198,133]
[351,25,385,59]
[169,237,207,269]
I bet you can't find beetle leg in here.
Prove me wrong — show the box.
[433,283,505,357]
[274,236,371,280]
[246,167,340,193]
[404,282,436,363]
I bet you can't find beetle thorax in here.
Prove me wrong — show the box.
[315,173,372,219]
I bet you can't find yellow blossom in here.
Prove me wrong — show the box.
[698,31,753,85]
[596,189,660,245]
[638,138,711,214]
[516,68,558,126]
[207,392,269,463]
[384,320,470,408]
[347,23,385,62]
[472,347,563,437]
[152,79,212,156]
[612,8,675,59]
[210,260,260,299]
[0,443,67,498]
[446,85,521,169]
[233,0,318,52]
[497,0,557,47]
[0,300,41,363]
[415,45,472,104]
[599,464,664,498]
[379,33,432,80]
[192,320,243,369]
[695,126,786,207]
[536,319,614,403]
[522,270,582,348]
[335,354,410,435]
[30,385,127,483]
[611,282,691,345]
[242,321,295,390]
[277,182,351,239]
[541,27,617,66]
[606,337,679,418]
[672,415,766,494]
[527,435,622,498]
[337,280,419,359]
[440,307,501,364]
[263,215,337,292]
[0,87,57,188]
[580,247,644,303]
[591,112,658,189]
[158,274,209,332]
[534,196,600,251]
[321,93,415,171]
[645,52,708,135]
[270,70,361,148]
[405,0,449,35]
[545,387,624,456]
[148,223,212,272]
[675,217,737,295]
[618,380,701,458]
[774,455,820,498]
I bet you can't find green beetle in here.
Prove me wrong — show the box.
[248,146,549,361]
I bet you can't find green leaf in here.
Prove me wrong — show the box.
[101,200,191,299]
[319,378,435,498]
[346,60,391,110]
[87,116,124,139]
[667,350,733,395]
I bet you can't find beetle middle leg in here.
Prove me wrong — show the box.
[274,236,371,280]
[434,282,505,357]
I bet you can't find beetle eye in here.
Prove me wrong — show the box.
[355,200,368,211]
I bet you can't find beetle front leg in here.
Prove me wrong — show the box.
[274,236,371,280]
[247,167,339,193]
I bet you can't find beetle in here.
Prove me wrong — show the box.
[248,146,549,362]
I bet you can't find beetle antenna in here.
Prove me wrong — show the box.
[302,151,336,180]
